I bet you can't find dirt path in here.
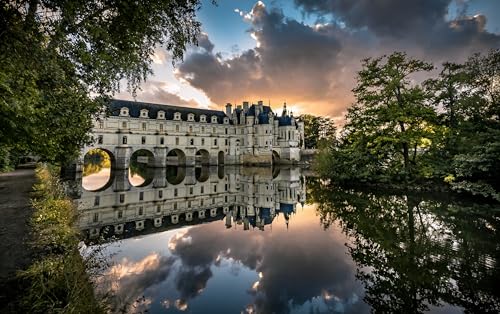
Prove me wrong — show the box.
[0,168,36,311]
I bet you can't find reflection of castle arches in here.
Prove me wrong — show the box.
[167,149,186,166]
[195,149,210,165]
[82,148,116,191]
[166,166,186,185]
[129,149,155,187]
[195,166,210,183]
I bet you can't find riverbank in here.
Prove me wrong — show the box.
[0,168,36,310]
[2,164,105,313]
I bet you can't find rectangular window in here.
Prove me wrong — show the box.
[176,125,180,132]
[139,191,144,201]
[138,206,143,216]
[141,136,146,144]
[225,139,228,146]
[201,186,204,194]
[190,138,194,145]
[142,123,146,131]
[225,184,228,191]
[118,210,123,219]
[201,199,204,206]
[94,196,100,206]
[99,121,104,128]
[93,213,99,222]
[175,137,179,145]
[225,128,228,134]
[214,139,217,146]
[97,135,103,144]
[159,190,163,198]
[190,187,193,195]
[188,201,191,208]
[201,138,205,145]
[119,194,125,203]
[202,126,205,132]
[122,122,127,128]
[159,124,163,131]
[214,185,217,192]
[160,137,164,145]
[212,127,216,133]
[189,126,193,132]
[174,188,178,197]
[157,205,161,213]
[174,202,177,210]
[225,195,228,202]
[122,136,127,144]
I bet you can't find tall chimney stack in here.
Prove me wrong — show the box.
[225,103,232,116]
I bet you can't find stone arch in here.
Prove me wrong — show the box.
[82,148,115,191]
[272,150,280,164]
[166,166,186,185]
[129,149,155,187]
[167,148,186,166]
[195,149,210,165]
[218,151,225,165]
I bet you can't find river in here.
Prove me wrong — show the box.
[72,165,500,313]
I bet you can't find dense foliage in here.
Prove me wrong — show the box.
[0,0,207,166]
[316,50,500,201]
[298,114,336,149]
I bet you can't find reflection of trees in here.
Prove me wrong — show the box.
[129,150,154,185]
[310,184,500,313]
[83,149,111,176]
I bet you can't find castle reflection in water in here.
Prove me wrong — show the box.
[73,166,307,239]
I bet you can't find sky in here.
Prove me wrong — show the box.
[117,0,500,121]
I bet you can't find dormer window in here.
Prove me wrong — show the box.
[157,110,165,119]
[223,117,229,124]
[120,107,129,116]
[200,115,206,123]
[211,116,218,123]
[188,113,195,121]
[140,109,149,118]
[174,112,181,121]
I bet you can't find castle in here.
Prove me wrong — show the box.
[79,99,305,170]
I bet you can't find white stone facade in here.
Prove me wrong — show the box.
[79,99,305,169]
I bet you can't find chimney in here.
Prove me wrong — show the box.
[225,103,232,116]
[243,101,249,111]
[257,100,264,114]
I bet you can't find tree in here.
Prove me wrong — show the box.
[0,0,208,164]
[298,114,336,149]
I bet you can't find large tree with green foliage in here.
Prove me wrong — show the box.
[298,114,336,149]
[0,0,208,166]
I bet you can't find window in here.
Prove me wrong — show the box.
[214,139,217,146]
[175,137,179,145]
[201,138,205,145]
[160,137,164,145]
[159,124,163,131]
[212,127,216,133]
[201,186,204,194]
[97,135,103,144]
[176,125,180,132]
[158,111,165,119]
[214,185,217,192]
[190,138,194,145]
[201,199,204,206]
[212,198,215,204]
[174,112,181,120]
[138,206,143,216]
[212,116,218,123]
[188,113,194,121]
[189,126,193,132]
[188,201,191,208]
[142,123,147,131]
[141,136,146,144]
[174,188,178,197]
[98,121,104,128]
[190,187,193,195]
[174,202,177,210]
[225,195,228,202]
[119,194,125,203]
[225,128,228,134]
[225,184,228,191]
[118,210,123,219]
[201,126,205,133]
[200,115,206,122]
[122,122,127,128]
[158,190,163,198]
[157,205,161,213]
[225,139,228,146]
[93,213,99,222]
[94,196,100,206]
[139,191,144,201]
[122,136,127,144]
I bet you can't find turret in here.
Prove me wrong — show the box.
[226,103,232,116]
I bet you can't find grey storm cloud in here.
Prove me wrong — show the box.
[116,80,200,107]
[175,1,500,119]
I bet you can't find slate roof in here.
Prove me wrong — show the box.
[108,99,229,124]
[276,115,293,126]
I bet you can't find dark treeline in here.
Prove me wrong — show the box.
[316,50,500,201]
[307,179,500,313]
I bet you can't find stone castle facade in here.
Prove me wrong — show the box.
[80,99,305,169]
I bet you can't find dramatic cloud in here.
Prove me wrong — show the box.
[174,1,500,119]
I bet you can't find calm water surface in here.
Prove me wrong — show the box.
[73,165,500,313]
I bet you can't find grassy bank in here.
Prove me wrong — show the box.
[18,164,105,313]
